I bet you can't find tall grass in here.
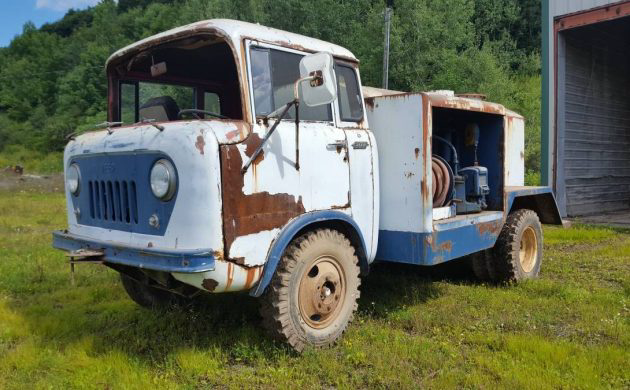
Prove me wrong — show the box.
[0,145,63,174]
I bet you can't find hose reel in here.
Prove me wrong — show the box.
[432,154,453,207]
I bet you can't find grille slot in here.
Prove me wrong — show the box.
[88,180,138,224]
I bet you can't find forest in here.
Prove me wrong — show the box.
[0,0,542,181]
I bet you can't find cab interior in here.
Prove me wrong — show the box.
[107,35,243,123]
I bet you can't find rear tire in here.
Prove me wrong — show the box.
[260,229,360,352]
[491,209,543,282]
[120,274,184,309]
[470,250,490,281]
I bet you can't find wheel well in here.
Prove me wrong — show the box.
[509,193,562,225]
[294,220,369,276]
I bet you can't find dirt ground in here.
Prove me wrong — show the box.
[0,172,64,193]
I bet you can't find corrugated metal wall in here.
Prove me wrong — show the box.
[561,19,630,216]
[550,0,617,17]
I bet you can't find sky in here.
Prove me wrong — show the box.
[0,0,101,47]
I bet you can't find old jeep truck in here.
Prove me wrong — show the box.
[53,19,562,351]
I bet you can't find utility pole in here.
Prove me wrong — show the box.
[382,0,393,89]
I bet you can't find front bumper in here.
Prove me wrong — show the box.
[52,230,215,273]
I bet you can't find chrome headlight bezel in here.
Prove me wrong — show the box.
[150,159,177,201]
[67,163,81,195]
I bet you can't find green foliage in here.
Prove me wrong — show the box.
[0,0,544,173]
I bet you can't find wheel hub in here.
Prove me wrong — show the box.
[299,256,346,329]
[519,226,538,273]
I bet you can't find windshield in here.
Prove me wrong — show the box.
[109,38,242,123]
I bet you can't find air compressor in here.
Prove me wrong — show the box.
[432,123,490,214]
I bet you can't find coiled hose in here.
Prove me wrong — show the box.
[432,156,451,207]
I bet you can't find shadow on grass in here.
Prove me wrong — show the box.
[358,257,476,318]
[12,257,476,363]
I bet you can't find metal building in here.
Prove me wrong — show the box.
[542,1,630,217]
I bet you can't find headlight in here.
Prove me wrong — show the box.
[150,159,176,201]
[67,163,80,195]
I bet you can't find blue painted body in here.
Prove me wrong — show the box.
[374,187,560,267]
[376,211,504,265]
[69,151,177,235]
[249,210,367,297]
[52,230,215,273]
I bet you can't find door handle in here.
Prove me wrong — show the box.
[327,140,347,150]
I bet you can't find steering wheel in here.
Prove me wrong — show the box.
[178,109,227,120]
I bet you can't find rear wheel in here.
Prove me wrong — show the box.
[260,229,360,352]
[491,209,543,282]
[120,274,184,309]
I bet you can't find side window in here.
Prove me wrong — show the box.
[204,92,221,113]
[250,46,332,122]
[120,82,137,124]
[250,48,273,115]
[335,64,363,122]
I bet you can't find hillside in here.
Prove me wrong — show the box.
[0,0,542,179]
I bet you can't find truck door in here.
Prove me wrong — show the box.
[247,44,350,209]
[219,43,350,265]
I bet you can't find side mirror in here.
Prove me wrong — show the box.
[298,52,337,107]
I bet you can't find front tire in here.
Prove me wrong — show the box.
[120,274,184,309]
[260,229,360,352]
[491,209,543,282]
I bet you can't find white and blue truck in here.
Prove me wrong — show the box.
[53,19,562,351]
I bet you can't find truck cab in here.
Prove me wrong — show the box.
[53,19,561,351]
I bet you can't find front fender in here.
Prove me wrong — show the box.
[249,210,367,297]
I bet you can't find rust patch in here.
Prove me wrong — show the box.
[220,132,306,260]
[225,129,240,140]
[244,267,262,290]
[224,121,250,142]
[195,135,205,155]
[233,257,245,265]
[244,132,265,164]
[202,278,219,292]
[212,250,224,260]
[405,172,415,179]
[225,262,234,290]
[477,220,502,237]
[421,179,428,199]
[364,97,375,111]
[147,242,153,248]
[414,147,420,159]
[439,240,453,252]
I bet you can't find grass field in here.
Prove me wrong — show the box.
[0,187,628,389]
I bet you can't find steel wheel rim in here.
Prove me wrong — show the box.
[298,255,346,329]
[519,226,538,273]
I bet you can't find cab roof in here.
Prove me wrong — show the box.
[106,19,357,69]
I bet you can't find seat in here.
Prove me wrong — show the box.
[139,96,180,122]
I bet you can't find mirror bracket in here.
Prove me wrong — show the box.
[242,100,300,175]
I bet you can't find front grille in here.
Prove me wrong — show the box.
[88,180,138,224]
[69,152,176,236]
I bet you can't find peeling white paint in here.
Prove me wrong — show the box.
[229,228,280,266]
